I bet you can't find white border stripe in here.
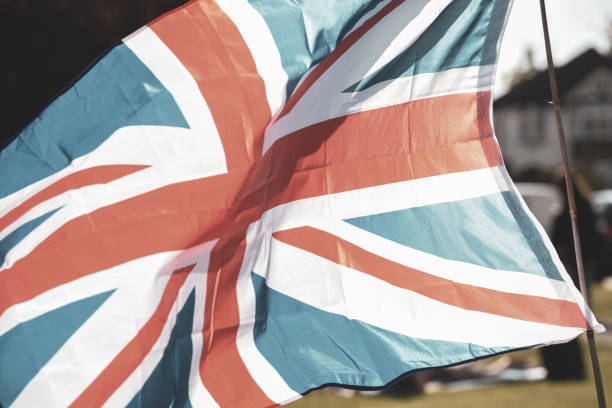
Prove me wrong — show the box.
[504,171,602,331]
[260,166,508,233]
[264,65,494,151]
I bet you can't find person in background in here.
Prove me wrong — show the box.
[595,201,612,283]
[541,172,602,381]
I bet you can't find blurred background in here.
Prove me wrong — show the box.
[0,0,185,149]
[1,0,611,407]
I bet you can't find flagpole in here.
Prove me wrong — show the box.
[538,1,607,407]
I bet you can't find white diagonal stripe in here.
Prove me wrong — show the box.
[309,218,577,302]
[256,237,586,349]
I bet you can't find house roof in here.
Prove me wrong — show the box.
[495,49,612,107]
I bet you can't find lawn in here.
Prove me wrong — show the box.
[288,284,612,408]
[592,284,612,321]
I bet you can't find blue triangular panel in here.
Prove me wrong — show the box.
[0,290,114,406]
[0,207,60,266]
[127,290,195,408]
[345,192,562,280]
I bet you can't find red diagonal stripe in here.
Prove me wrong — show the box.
[70,264,195,407]
[273,226,587,329]
[0,171,236,317]
[0,164,149,233]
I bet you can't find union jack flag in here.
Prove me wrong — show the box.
[0,0,603,407]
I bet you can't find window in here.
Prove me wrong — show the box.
[519,105,545,147]
[573,106,612,140]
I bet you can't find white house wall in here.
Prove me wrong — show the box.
[494,66,612,178]
[494,106,561,174]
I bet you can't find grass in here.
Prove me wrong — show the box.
[592,284,612,321]
[287,284,612,408]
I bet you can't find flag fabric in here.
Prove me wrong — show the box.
[0,0,604,407]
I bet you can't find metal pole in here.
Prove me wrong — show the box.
[538,1,606,407]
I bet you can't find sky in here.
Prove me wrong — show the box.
[494,0,612,96]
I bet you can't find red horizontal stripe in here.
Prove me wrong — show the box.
[0,92,498,318]
[273,226,587,329]
[151,2,277,405]
[70,264,194,407]
[0,164,149,233]
[256,92,500,208]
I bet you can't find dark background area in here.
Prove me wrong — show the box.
[0,0,185,149]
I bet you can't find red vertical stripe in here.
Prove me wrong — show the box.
[150,1,276,406]
[149,0,271,169]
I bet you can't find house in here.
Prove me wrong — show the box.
[494,49,612,187]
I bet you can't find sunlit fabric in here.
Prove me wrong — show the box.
[0,1,603,407]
